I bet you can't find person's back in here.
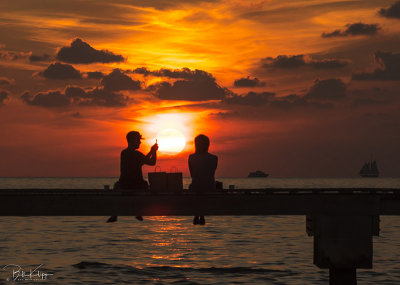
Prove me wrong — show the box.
[188,134,218,225]
[189,152,217,192]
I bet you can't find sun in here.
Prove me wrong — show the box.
[156,128,186,154]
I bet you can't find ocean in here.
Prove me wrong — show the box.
[1,177,400,284]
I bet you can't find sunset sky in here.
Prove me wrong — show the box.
[1,0,400,177]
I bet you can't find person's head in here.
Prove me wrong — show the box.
[126,131,143,149]
[194,134,210,153]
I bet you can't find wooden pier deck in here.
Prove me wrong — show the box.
[0,188,399,216]
[1,187,400,285]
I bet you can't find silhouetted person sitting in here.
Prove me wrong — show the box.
[188,134,218,225]
[107,131,158,223]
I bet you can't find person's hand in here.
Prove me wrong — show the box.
[151,142,158,152]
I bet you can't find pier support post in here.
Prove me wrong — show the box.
[307,215,379,285]
[329,268,356,285]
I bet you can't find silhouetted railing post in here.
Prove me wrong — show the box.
[307,215,380,285]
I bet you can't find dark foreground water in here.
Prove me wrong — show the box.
[1,178,400,284]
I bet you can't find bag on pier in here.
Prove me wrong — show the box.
[148,166,167,193]
[148,166,183,193]
[167,167,183,193]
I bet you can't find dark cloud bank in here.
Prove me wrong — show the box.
[57,38,124,64]
[131,67,214,80]
[0,49,29,61]
[225,91,274,106]
[140,68,231,101]
[29,53,51,62]
[101,69,141,91]
[233,76,265,87]
[22,86,129,108]
[262,55,348,69]
[352,51,400,80]
[41,62,82,79]
[379,1,400,19]
[322,22,381,38]
[24,69,142,108]
[304,78,346,100]
[224,78,346,109]
[25,60,351,113]
[86,71,104,79]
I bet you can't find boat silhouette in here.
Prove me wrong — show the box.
[248,170,269,178]
[359,160,379,177]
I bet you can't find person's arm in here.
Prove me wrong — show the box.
[143,143,158,166]
[188,155,193,177]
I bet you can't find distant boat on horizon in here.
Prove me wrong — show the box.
[248,170,269,178]
[359,160,379,178]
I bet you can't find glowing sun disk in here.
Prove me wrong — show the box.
[156,128,186,154]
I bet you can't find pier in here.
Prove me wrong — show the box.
[1,187,400,284]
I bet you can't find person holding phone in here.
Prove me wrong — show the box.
[107,131,158,223]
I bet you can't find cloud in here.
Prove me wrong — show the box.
[0,90,9,105]
[224,91,274,106]
[41,62,82,79]
[22,85,130,108]
[270,94,333,109]
[142,68,230,101]
[29,53,51,62]
[262,54,306,68]
[153,77,230,101]
[379,1,400,19]
[262,55,348,69]
[101,69,141,91]
[0,50,30,61]
[352,51,400,80]
[65,86,129,107]
[64,86,89,99]
[209,111,240,119]
[86,71,104,79]
[233,76,266,87]
[0,77,14,87]
[311,59,349,69]
[131,67,214,80]
[84,87,129,107]
[56,38,124,64]
[322,23,381,38]
[23,68,140,108]
[351,98,386,108]
[304,78,346,100]
[71,112,82,118]
[65,85,130,107]
[21,91,70,108]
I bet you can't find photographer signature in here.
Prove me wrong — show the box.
[2,264,53,282]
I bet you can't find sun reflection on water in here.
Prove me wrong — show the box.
[145,216,193,263]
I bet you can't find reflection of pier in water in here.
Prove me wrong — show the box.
[2,188,400,285]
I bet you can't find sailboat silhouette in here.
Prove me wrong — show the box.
[359,160,379,177]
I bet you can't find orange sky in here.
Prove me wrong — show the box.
[1,0,400,177]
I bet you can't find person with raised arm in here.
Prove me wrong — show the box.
[107,131,158,223]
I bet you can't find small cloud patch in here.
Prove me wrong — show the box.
[322,23,381,38]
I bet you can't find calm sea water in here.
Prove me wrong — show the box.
[1,177,400,284]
